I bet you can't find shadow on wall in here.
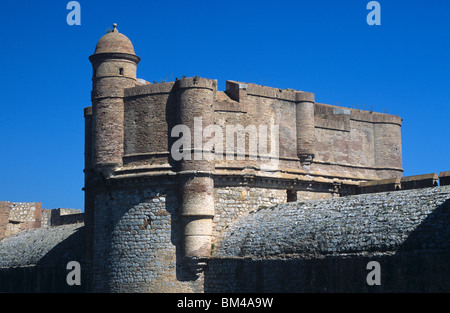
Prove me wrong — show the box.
[89,183,204,293]
[204,199,450,293]
[0,226,86,293]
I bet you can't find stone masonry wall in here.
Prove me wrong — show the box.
[213,187,286,243]
[1,202,41,239]
[0,202,10,239]
[205,251,450,293]
[212,186,336,244]
[205,185,450,292]
[39,208,84,229]
[91,182,204,293]
[215,185,450,258]
[0,223,86,293]
[118,79,403,184]
[313,103,402,180]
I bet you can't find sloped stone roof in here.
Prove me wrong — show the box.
[213,186,450,259]
[0,223,85,268]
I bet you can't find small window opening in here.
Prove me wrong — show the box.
[287,190,297,203]
[119,68,124,75]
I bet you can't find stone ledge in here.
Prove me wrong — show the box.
[226,80,298,102]
[124,81,176,97]
[359,178,401,194]
[401,173,439,190]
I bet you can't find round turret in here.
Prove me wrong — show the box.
[93,23,137,55]
[89,24,140,168]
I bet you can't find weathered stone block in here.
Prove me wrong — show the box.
[401,173,439,190]
[359,177,401,194]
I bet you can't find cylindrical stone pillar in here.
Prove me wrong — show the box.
[176,77,216,259]
[296,92,316,170]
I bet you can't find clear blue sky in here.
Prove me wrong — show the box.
[0,0,448,211]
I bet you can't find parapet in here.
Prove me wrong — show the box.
[439,171,450,186]
[124,80,176,98]
[177,76,217,91]
[0,202,42,239]
[225,80,305,102]
[41,208,84,228]
[351,109,402,126]
[358,172,446,194]
[401,173,439,190]
[84,106,92,117]
[359,177,401,194]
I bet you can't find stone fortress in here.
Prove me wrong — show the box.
[0,24,449,293]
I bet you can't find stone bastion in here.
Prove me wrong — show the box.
[1,185,449,292]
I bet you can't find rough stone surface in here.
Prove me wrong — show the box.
[0,223,84,268]
[204,185,450,293]
[1,186,449,292]
[214,186,450,258]
[0,202,41,239]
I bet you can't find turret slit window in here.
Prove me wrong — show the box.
[119,68,124,75]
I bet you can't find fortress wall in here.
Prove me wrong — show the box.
[0,201,10,239]
[84,107,93,169]
[215,186,450,258]
[0,224,86,293]
[213,187,286,242]
[84,106,94,262]
[50,209,83,226]
[244,95,297,160]
[215,81,402,181]
[2,202,41,238]
[313,103,403,180]
[373,122,402,179]
[206,185,450,292]
[205,251,450,293]
[212,186,336,244]
[117,79,402,182]
[217,82,298,162]
[41,209,51,228]
[123,82,177,165]
[91,182,204,293]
